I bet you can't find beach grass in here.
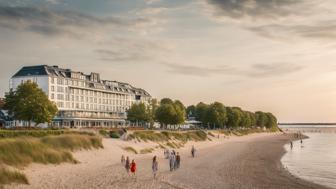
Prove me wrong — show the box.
[208,132,215,137]
[139,148,154,154]
[128,130,208,143]
[123,146,138,154]
[0,134,103,167]
[0,129,95,138]
[0,167,28,186]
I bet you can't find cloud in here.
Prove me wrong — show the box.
[163,62,239,77]
[0,6,153,37]
[249,21,336,41]
[163,62,304,78]
[204,0,336,41]
[95,49,151,62]
[94,37,173,63]
[206,0,306,20]
[248,62,304,77]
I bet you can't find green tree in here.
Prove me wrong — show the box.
[155,103,176,127]
[126,102,150,124]
[248,111,257,127]
[160,98,174,105]
[174,100,186,122]
[255,111,268,127]
[195,102,209,125]
[4,81,58,126]
[205,102,227,129]
[155,98,186,128]
[265,112,278,129]
[240,111,251,127]
[226,107,243,128]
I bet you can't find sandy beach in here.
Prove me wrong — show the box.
[5,132,329,189]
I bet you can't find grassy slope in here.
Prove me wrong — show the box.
[0,168,28,187]
[0,133,103,186]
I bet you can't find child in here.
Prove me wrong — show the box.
[130,159,137,176]
[152,156,159,179]
[175,152,180,169]
[121,155,126,166]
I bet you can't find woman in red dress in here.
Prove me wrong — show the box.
[130,159,136,176]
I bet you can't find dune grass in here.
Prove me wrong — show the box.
[208,132,215,137]
[139,148,154,154]
[123,146,138,154]
[0,133,103,186]
[166,141,185,149]
[128,130,208,143]
[0,167,28,186]
[0,134,103,168]
[0,129,95,139]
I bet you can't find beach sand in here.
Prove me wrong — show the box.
[6,132,330,189]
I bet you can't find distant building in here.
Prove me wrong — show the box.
[9,65,151,127]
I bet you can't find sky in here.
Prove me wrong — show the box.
[1,0,336,122]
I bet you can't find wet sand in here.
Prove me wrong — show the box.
[6,133,329,189]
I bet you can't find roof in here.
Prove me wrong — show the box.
[12,65,151,97]
[13,65,48,77]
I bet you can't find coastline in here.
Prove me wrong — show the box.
[5,132,330,189]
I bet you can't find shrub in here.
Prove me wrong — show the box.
[99,130,109,137]
[109,131,120,139]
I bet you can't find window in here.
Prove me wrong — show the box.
[51,93,55,99]
[51,77,55,84]
[57,78,63,85]
[57,94,64,100]
[57,86,64,93]
[51,86,55,92]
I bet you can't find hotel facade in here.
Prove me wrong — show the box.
[9,65,151,127]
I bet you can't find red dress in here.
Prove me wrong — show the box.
[130,162,136,173]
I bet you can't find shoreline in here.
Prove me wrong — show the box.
[5,132,330,189]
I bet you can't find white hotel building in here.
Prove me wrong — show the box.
[10,65,151,127]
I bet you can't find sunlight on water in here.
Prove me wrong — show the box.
[281,133,336,189]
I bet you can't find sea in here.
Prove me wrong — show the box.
[280,125,336,189]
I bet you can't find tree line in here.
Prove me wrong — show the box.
[127,98,278,129]
[2,82,277,129]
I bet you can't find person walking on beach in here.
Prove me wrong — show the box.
[125,156,130,175]
[152,156,159,179]
[165,149,170,159]
[175,152,181,169]
[191,145,196,158]
[169,152,176,171]
[130,159,137,177]
[290,141,293,149]
[121,155,125,166]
